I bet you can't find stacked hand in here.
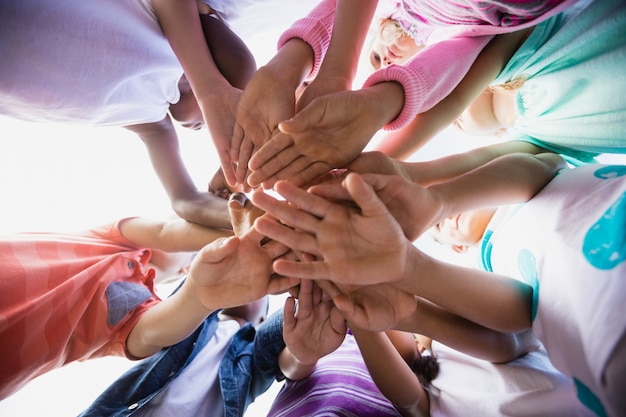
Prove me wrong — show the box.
[230,66,299,188]
[247,88,393,190]
[283,279,347,365]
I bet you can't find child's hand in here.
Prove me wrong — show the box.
[186,227,292,311]
[197,82,243,188]
[247,88,391,189]
[283,280,347,365]
[309,172,442,242]
[230,66,298,188]
[317,280,418,332]
[251,173,414,286]
[208,167,242,200]
[294,75,350,113]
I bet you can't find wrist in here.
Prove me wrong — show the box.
[279,347,317,380]
[267,38,314,87]
[195,78,235,106]
[422,184,448,229]
[395,243,424,295]
[179,277,219,316]
[362,82,405,127]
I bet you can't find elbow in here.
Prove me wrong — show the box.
[534,152,568,175]
[489,329,540,364]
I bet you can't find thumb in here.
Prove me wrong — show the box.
[330,306,348,335]
[343,173,390,218]
[197,236,240,264]
[278,102,323,134]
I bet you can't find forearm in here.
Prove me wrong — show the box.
[130,118,198,201]
[361,81,406,131]
[374,29,535,161]
[119,217,230,253]
[152,0,229,101]
[373,109,451,161]
[131,120,231,228]
[397,248,533,333]
[277,346,317,381]
[403,141,544,187]
[264,38,315,92]
[427,151,566,223]
[396,298,539,363]
[316,0,378,87]
[198,13,256,89]
[351,327,429,417]
[277,0,336,79]
[126,279,215,358]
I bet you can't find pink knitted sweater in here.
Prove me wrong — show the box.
[278,0,574,129]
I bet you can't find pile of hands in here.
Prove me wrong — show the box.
[203,149,445,365]
[197,55,436,364]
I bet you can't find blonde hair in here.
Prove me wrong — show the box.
[378,17,412,44]
[488,76,526,92]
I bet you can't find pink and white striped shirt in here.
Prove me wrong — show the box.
[0,219,160,399]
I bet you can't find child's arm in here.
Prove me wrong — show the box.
[124,117,232,229]
[320,281,538,364]
[151,0,247,187]
[396,298,540,363]
[351,327,430,417]
[230,0,332,187]
[373,29,534,160]
[279,280,347,380]
[252,173,536,332]
[118,216,230,253]
[402,141,547,187]
[295,0,379,111]
[295,151,566,242]
[126,226,295,358]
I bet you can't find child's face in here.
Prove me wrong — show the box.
[169,75,205,131]
[369,19,423,71]
[431,208,496,252]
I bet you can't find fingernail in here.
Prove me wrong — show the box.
[229,192,248,207]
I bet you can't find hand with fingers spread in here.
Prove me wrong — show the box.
[230,70,298,188]
[247,84,403,190]
[308,172,442,242]
[186,225,293,311]
[251,173,414,286]
[283,280,347,367]
[229,35,315,188]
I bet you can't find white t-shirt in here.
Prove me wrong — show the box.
[429,342,594,417]
[134,318,241,417]
[0,0,182,126]
[486,164,626,413]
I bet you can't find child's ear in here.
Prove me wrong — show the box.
[452,244,468,254]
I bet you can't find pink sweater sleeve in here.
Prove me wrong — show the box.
[277,0,336,80]
[363,34,493,130]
